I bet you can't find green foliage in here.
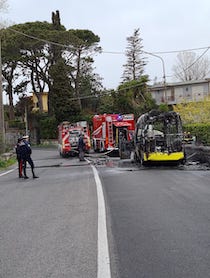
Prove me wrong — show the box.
[39,115,57,139]
[183,123,210,145]
[173,97,210,124]
[69,29,100,46]
[0,157,16,169]
[8,120,25,129]
[2,16,103,124]
[97,91,115,114]
[158,103,169,112]
[113,77,157,117]
[113,87,134,114]
[49,58,80,123]
[122,28,147,82]
[133,93,157,117]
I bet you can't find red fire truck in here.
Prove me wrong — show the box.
[58,121,91,157]
[92,113,135,153]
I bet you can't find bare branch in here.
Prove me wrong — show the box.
[172,51,210,81]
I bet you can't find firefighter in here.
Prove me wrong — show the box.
[15,138,23,178]
[78,133,86,161]
[19,135,39,179]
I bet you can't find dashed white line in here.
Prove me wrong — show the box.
[91,164,111,278]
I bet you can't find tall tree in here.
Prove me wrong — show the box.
[1,13,103,121]
[48,10,66,115]
[1,27,29,119]
[16,21,66,112]
[49,58,79,123]
[64,29,102,110]
[1,21,66,115]
[172,51,210,81]
[122,28,147,82]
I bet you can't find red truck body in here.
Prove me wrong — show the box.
[58,121,90,157]
[92,113,135,152]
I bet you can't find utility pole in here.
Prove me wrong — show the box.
[0,38,5,153]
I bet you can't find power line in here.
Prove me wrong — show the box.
[7,27,210,56]
[7,27,210,85]
[8,27,74,50]
[166,47,210,79]
[152,46,210,55]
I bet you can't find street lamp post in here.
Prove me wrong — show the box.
[0,38,5,153]
[144,51,167,103]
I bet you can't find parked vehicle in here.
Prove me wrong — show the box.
[92,113,135,156]
[58,121,90,157]
[134,110,186,165]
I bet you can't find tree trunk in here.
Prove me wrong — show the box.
[7,83,15,120]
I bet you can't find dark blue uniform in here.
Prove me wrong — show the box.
[15,138,23,178]
[78,135,85,161]
[19,140,38,179]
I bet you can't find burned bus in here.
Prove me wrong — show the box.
[134,110,186,165]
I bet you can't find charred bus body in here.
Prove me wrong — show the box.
[134,110,186,165]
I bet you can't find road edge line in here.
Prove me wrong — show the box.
[90,164,111,278]
[0,168,16,177]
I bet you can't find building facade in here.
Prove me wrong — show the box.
[32,92,48,113]
[149,79,210,105]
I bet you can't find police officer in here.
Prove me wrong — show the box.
[19,136,39,179]
[15,138,23,178]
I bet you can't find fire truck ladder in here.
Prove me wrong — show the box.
[108,121,114,145]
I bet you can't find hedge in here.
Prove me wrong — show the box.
[183,123,210,146]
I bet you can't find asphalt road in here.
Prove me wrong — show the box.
[0,148,97,278]
[100,164,210,278]
[1,148,210,278]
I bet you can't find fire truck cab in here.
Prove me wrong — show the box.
[58,121,90,157]
[92,113,135,153]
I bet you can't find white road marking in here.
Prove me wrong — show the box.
[2,160,112,277]
[0,168,16,177]
[91,164,111,278]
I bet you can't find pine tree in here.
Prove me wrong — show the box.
[122,28,147,82]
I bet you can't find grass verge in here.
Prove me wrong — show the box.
[0,157,17,170]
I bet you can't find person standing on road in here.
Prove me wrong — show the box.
[19,135,39,179]
[15,138,23,178]
[78,133,86,161]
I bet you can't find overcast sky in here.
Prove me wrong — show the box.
[2,0,210,90]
